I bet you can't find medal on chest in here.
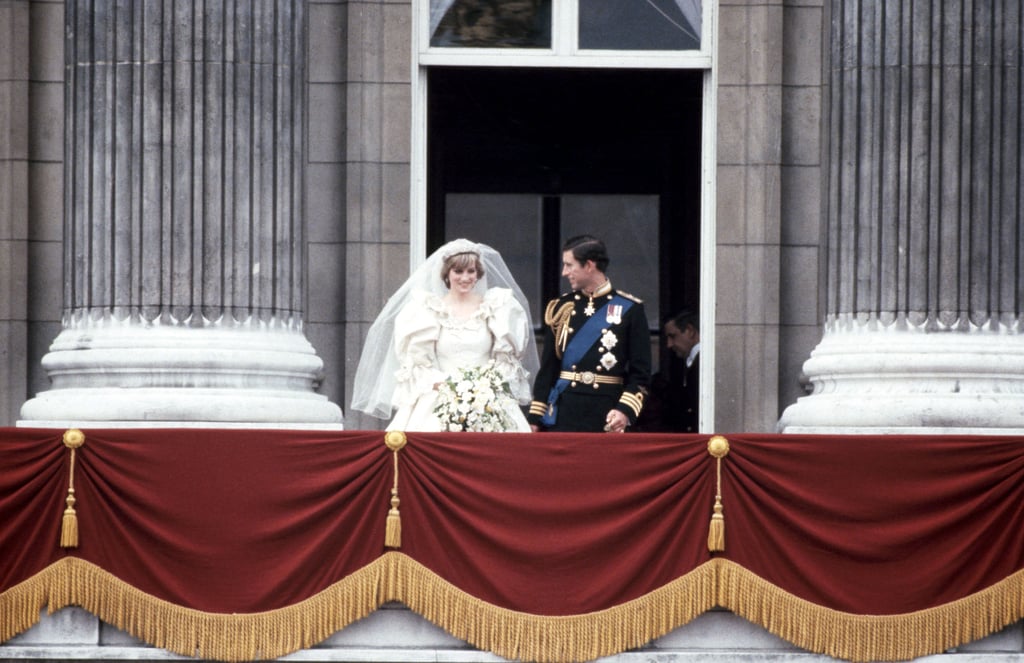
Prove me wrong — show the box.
[606,304,623,325]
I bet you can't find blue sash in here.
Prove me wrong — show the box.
[541,295,634,426]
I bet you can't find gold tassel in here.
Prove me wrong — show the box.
[385,493,401,548]
[707,497,724,552]
[60,429,86,548]
[706,435,729,553]
[61,492,78,548]
[383,431,408,549]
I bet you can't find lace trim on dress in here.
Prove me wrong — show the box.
[426,292,492,330]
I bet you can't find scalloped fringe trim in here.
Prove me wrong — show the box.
[392,553,718,663]
[715,559,1024,662]
[2,556,1023,663]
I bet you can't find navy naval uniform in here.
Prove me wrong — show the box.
[528,281,651,432]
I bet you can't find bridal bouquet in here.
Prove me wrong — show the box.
[434,362,516,432]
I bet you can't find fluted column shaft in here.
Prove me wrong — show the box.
[828,0,1022,330]
[65,0,303,325]
[780,0,1024,433]
[20,0,342,427]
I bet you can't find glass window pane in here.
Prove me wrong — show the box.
[444,194,544,312]
[430,0,552,48]
[561,195,661,328]
[579,0,701,51]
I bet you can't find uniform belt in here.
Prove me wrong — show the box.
[559,371,624,386]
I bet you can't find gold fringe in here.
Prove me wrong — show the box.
[713,559,1024,662]
[2,556,1024,663]
[60,429,86,549]
[388,553,717,663]
[0,557,385,662]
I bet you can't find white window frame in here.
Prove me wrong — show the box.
[409,0,718,433]
[418,0,712,68]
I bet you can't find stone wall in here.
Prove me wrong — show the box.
[715,0,826,432]
[330,0,412,431]
[0,0,64,425]
[303,0,412,430]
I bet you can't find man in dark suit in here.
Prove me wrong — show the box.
[662,308,700,432]
[528,235,651,433]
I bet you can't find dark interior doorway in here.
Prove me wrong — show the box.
[427,66,703,375]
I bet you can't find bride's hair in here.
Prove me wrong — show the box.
[441,252,485,288]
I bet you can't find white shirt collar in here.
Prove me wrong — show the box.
[686,342,701,369]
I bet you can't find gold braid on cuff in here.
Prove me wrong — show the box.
[618,391,644,417]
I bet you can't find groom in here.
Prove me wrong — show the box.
[528,235,651,433]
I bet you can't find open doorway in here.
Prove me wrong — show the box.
[426,66,703,381]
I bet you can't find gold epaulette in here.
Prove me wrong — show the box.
[616,290,643,304]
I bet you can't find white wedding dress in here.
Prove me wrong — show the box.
[387,287,532,432]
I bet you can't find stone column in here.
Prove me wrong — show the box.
[19,0,342,427]
[779,0,1024,433]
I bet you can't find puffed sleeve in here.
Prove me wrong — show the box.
[483,287,532,403]
[392,291,445,407]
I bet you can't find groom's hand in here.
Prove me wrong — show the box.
[604,410,628,433]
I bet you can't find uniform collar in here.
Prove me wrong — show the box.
[590,280,613,298]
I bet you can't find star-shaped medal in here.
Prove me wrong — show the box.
[584,299,596,316]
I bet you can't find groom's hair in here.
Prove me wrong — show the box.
[442,252,484,287]
[563,235,609,272]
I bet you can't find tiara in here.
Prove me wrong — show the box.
[441,238,481,261]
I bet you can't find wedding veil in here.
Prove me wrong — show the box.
[350,238,540,419]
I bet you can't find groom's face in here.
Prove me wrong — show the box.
[562,251,596,292]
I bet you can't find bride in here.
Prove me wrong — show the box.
[350,239,539,432]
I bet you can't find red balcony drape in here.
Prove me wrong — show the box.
[1,428,1022,662]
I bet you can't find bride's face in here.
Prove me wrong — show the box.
[448,264,479,293]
